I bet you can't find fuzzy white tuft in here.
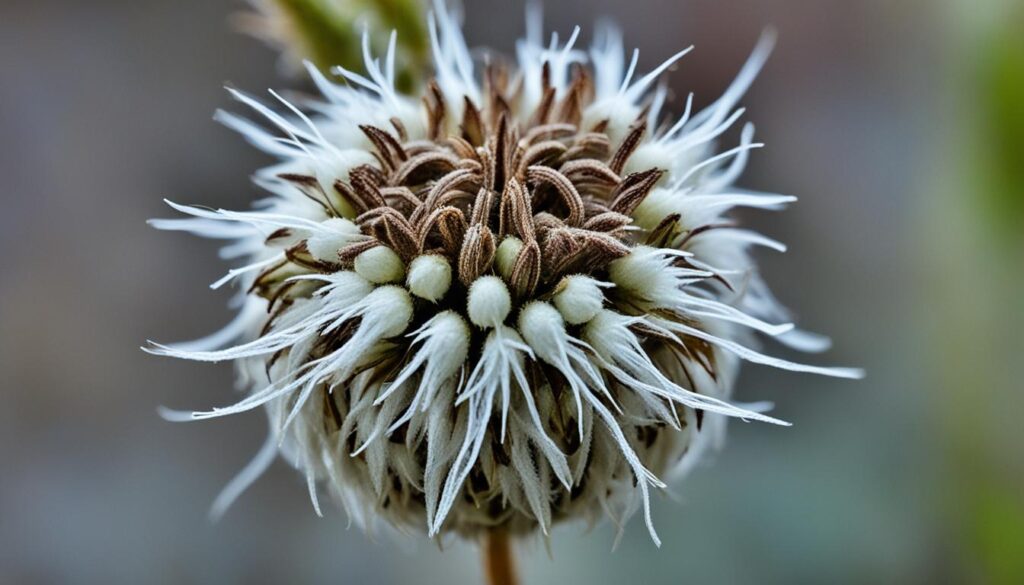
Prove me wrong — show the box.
[306,218,362,261]
[370,310,471,436]
[354,246,405,283]
[406,254,452,302]
[467,276,512,328]
[553,275,610,325]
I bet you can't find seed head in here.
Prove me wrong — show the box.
[148,2,862,544]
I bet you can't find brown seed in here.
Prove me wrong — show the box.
[527,166,585,227]
[458,224,496,285]
[608,121,647,174]
[510,240,541,298]
[359,125,407,172]
[391,151,460,187]
[610,168,664,215]
[461,96,486,147]
[417,206,467,255]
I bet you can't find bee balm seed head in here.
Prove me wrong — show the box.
[150,16,859,545]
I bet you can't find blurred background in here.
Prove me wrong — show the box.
[2,0,1022,582]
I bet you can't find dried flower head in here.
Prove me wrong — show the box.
[149,3,861,545]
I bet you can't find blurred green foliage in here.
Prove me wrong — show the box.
[943,8,1024,583]
[250,0,429,91]
[969,478,1024,584]
[974,13,1024,242]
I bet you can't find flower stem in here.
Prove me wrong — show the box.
[482,530,518,585]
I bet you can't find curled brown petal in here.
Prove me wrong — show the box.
[558,159,621,189]
[609,168,664,215]
[518,140,568,175]
[391,151,460,187]
[608,121,647,174]
[359,125,407,172]
[523,123,577,145]
[527,166,585,227]
[417,205,467,255]
[458,224,496,285]
[583,211,633,233]
[461,96,486,146]
[498,178,535,241]
[410,168,480,224]
[510,240,541,298]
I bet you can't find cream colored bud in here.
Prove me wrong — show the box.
[354,246,405,284]
[306,218,361,261]
[517,301,565,358]
[362,285,415,338]
[407,254,452,302]
[467,275,511,328]
[608,245,661,293]
[553,275,607,324]
[630,187,678,232]
[494,236,524,280]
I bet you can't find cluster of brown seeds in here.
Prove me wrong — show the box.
[252,65,677,318]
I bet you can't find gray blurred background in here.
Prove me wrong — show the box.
[2,0,1022,583]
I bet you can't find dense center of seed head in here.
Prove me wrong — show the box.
[258,72,670,344]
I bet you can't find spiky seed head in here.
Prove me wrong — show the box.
[148,2,861,544]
